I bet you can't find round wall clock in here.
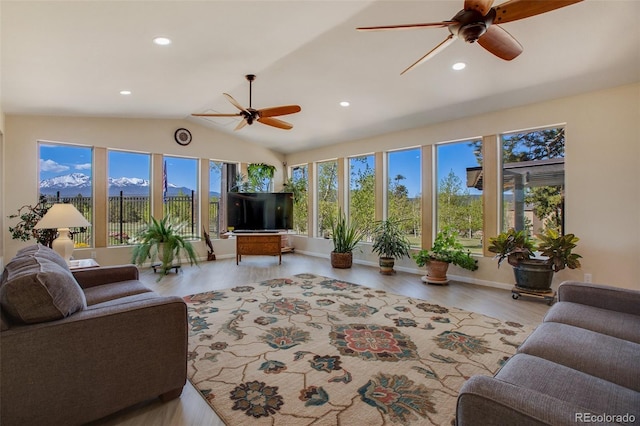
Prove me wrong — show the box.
[174,128,192,146]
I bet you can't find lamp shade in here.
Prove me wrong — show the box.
[34,204,91,229]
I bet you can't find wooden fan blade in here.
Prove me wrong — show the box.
[493,0,583,24]
[234,118,248,131]
[257,117,293,130]
[223,93,248,112]
[192,113,241,117]
[357,21,455,31]
[465,0,495,16]
[478,24,523,60]
[258,105,301,118]
[401,34,456,75]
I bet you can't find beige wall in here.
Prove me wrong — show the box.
[3,115,285,264]
[3,83,639,290]
[287,83,640,291]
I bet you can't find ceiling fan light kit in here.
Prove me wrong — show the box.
[357,0,583,74]
[192,74,301,131]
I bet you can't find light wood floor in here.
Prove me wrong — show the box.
[90,253,550,426]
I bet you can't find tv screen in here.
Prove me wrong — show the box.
[227,192,294,231]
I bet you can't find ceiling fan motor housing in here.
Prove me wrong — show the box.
[449,8,496,43]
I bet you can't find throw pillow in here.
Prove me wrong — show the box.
[0,249,86,324]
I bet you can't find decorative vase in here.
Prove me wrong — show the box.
[331,251,353,269]
[512,259,554,293]
[421,259,450,285]
[378,257,395,275]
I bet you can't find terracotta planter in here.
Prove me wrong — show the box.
[421,259,450,285]
[331,251,353,269]
[378,257,395,275]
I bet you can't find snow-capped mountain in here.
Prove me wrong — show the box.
[39,173,197,197]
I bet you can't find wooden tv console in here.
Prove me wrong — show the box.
[234,232,285,265]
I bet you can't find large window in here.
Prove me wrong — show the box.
[108,150,151,245]
[388,148,422,247]
[39,143,93,247]
[436,140,483,254]
[289,164,308,234]
[163,156,198,237]
[317,160,338,237]
[501,127,565,236]
[349,155,375,237]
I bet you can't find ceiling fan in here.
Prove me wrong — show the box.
[357,0,583,75]
[192,74,301,130]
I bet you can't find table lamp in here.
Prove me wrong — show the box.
[34,203,91,263]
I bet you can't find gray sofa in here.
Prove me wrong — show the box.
[457,281,640,426]
[0,245,187,426]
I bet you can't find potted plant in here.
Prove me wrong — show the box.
[488,228,581,293]
[131,215,199,276]
[413,226,478,284]
[329,210,365,269]
[371,218,411,275]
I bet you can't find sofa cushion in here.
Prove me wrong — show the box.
[517,322,640,391]
[0,250,86,324]
[544,301,640,344]
[83,280,153,306]
[496,353,640,419]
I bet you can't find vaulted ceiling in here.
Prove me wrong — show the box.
[2,1,639,154]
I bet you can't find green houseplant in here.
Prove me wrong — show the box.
[488,228,581,293]
[413,226,478,284]
[329,210,365,269]
[131,215,199,276]
[371,218,411,275]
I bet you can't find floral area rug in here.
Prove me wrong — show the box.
[184,273,533,426]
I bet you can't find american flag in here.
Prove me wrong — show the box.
[162,160,168,203]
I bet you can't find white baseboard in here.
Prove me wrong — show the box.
[295,249,513,291]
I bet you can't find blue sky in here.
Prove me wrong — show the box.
[40,142,482,195]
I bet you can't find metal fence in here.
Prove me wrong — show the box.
[44,192,221,247]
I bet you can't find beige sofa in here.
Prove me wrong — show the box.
[0,245,187,426]
[456,281,640,425]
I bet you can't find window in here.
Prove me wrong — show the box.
[317,160,338,237]
[501,127,565,236]
[39,142,93,247]
[436,140,483,254]
[108,150,151,246]
[387,148,421,247]
[163,156,198,237]
[349,155,375,237]
[209,161,223,238]
[289,165,308,234]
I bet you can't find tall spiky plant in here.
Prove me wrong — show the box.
[329,210,365,253]
[131,215,199,276]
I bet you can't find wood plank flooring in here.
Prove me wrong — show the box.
[90,253,550,426]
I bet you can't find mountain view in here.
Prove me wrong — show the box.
[39,173,213,197]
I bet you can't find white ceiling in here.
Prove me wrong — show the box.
[2,1,639,154]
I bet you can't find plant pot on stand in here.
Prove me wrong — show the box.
[421,259,450,285]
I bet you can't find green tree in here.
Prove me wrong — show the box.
[317,161,338,237]
[437,170,482,238]
[349,157,375,238]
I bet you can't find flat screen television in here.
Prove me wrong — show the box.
[227,192,294,231]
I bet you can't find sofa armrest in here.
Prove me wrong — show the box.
[1,295,187,426]
[557,281,640,316]
[456,375,605,426]
[72,264,140,289]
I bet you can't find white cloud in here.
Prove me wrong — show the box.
[40,159,70,173]
[75,163,92,170]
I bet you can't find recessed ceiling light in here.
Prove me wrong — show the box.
[153,37,172,46]
[340,101,350,107]
[452,62,466,71]
[119,90,132,95]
